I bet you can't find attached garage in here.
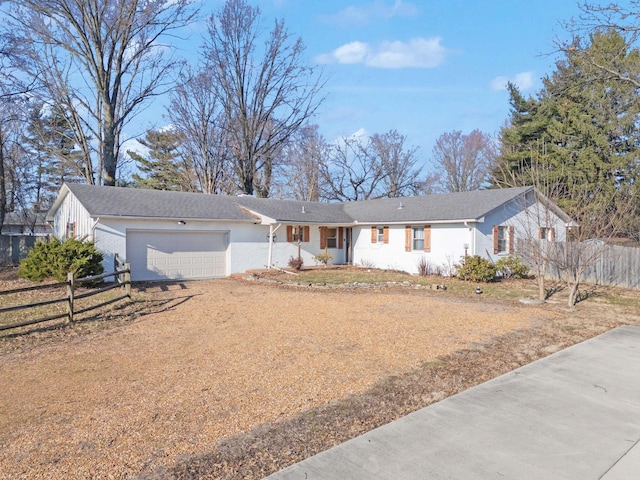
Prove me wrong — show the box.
[126,230,228,281]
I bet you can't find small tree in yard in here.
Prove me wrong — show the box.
[547,186,631,307]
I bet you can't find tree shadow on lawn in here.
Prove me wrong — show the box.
[0,290,197,350]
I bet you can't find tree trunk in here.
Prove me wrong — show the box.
[102,104,117,186]
[0,137,5,234]
[567,280,580,307]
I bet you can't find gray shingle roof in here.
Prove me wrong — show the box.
[341,187,534,223]
[60,184,256,221]
[52,183,537,225]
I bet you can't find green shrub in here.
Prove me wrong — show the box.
[495,254,530,279]
[454,255,497,283]
[288,255,304,271]
[19,238,104,282]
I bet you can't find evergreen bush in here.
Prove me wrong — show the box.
[454,255,497,283]
[495,254,530,279]
[19,238,104,282]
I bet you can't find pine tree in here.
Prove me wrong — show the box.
[492,30,640,239]
[130,130,186,191]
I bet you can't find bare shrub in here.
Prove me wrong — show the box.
[357,258,376,268]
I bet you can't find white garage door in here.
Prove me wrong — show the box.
[126,230,227,281]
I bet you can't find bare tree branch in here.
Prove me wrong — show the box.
[203,0,326,196]
[4,0,199,185]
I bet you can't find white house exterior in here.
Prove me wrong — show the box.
[46,183,572,281]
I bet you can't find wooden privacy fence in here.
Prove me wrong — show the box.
[0,264,131,333]
[0,235,40,266]
[516,240,640,290]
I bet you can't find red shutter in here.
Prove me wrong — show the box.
[383,226,389,244]
[338,227,344,249]
[320,227,327,250]
[508,226,514,253]
[371,226,377,243]
[287,225,293,242]
[424,225,431,252]
[303,226,310,243]
[550,227,555,242]
[405,226,412,252]
[493,225,499,254]
[538,227,544,240]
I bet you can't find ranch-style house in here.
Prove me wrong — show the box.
[46,183,572,281]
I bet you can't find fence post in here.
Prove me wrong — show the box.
[114,253,121,283]
[67,272,75,323]
[124,263,131,299]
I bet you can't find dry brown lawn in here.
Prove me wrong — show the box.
[0,274,637,479]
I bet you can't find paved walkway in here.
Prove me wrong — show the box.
[265,326,640,480]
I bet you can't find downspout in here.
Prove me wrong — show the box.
[90,217,100,241]
[464,221,475,256]
[267,223,283,269]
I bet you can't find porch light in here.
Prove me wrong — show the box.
[178,220,186,225]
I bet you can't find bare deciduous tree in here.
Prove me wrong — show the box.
[370,129,422,198]
[4,0,198,185]
[319,136,385,202]
[276,124,326,201]
[431,129,496,193]
[168,69,236,195]
[203,0,325,197]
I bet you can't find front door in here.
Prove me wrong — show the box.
[345,227,353,264]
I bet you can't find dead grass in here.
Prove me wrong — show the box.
[0,268,638,480]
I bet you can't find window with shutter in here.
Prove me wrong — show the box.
[66,222,76,239]
[494,225,510,254]
[412,227,424,250]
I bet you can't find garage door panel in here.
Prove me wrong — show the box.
[127,231,227,281]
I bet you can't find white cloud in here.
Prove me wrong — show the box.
[316,37,447,69]
[333,41,369,64]
[490,71,536,91]
[321,0,420,27]
[332,128,370,147]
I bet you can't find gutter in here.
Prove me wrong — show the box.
[353,218,481,226]
[83,214,257,224]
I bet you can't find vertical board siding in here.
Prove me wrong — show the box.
[53,192,94,240]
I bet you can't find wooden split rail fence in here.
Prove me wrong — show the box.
[0,263,131,333]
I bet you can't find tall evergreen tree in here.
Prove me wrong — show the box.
[493,30,640,239]
[23,103,87,205]
[129,130,186,191]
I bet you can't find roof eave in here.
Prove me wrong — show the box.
[91,214,258,223]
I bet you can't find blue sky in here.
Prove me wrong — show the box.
[136,0,586,170]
